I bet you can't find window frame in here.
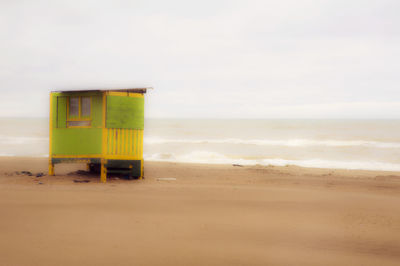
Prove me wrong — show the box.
[66,96,92,128]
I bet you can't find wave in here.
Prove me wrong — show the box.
[144,137,400,149]
[144,151,400,171]
[0,135,48,145]
[0,153,48,157]
[2,134,399,149]
[0,153,16,157]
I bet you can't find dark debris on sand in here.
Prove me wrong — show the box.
[13,171,45,177]
[21,171,33,176]
[73,179,90,183]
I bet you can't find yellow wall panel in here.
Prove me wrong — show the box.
[105,128,143,159]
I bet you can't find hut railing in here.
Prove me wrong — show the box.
[105,128,143,158]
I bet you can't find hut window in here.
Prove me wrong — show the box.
[68,121,91,127]
[81,97,91,117]
[69,97,79,117]
[67,96,92,127]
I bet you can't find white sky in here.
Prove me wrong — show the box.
[1,0,399,118]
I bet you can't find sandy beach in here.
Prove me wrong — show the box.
[0,157,399,266]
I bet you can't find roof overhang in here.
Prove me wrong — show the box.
[53,87,153,94]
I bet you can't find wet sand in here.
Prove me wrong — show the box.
[0,157,399,265]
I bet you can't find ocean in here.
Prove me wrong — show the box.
[1,118,400,171]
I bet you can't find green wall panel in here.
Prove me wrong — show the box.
[106,96,144,129]
[57,96,67,128]
[52,128,102,155]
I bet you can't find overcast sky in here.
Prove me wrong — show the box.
[1,0,399,118]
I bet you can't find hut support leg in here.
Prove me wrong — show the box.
[100,162,107,183]
[86,163,90,172]
[139,159,144,179]
[48,161,55,176]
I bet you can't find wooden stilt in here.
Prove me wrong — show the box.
[48,161,55,176]
[100,162,107,183]
[139,159,144,179]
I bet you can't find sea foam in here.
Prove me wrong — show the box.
[0,135,48,145]
[145,151,400,171]
[144,137,400,149]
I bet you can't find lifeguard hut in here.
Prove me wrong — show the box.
[48,87,150,182]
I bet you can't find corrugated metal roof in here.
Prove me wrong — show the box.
[52,87,153,93]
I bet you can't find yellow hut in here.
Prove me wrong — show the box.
[49,87,150,182]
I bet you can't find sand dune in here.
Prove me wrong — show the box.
[0,157,399,266]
